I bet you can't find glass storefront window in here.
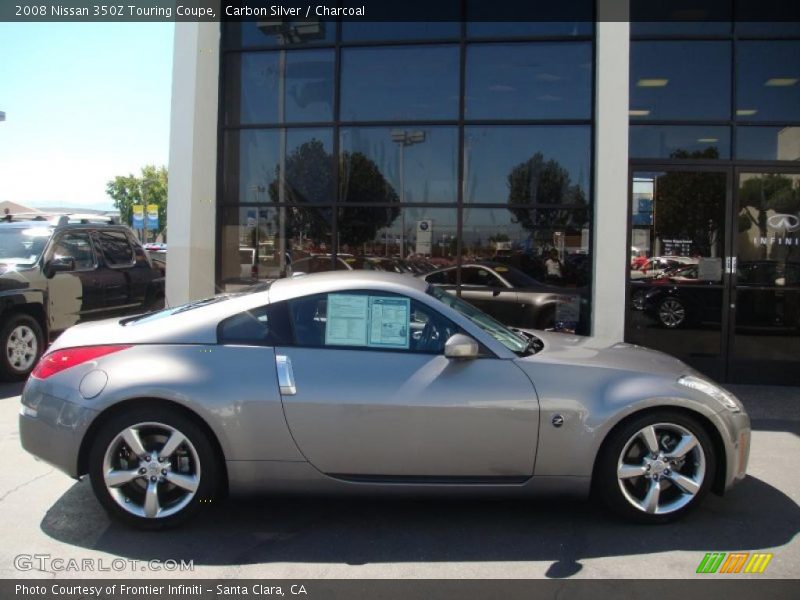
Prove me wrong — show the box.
[342,22,460,42]
[465,43,592,120]
[736,41,800,123]
[226,50,335,125]
[340,127,458,204]
[464,126,591,205]
[340,46,460,121]
[219,205,333,289]
[466,0,593,36]
[224,21,335,48]
[630,41,731,121]
[224,128,334,205]
[630,125,731,159]
[336,207,458,266]
[736,127,800,162]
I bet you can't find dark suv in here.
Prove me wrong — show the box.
[0,216,165,380]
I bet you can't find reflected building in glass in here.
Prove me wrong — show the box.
[168,1,800,383]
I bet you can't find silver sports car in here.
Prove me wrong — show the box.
[19,272,750,529]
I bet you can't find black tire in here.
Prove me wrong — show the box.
[88,404,220,530]
[0,312,44,381]
[595,410,716,524]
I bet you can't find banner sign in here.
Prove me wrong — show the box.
[132,204,144,229]
[146,204,159,230]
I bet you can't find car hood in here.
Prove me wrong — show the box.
[518,329,691,377]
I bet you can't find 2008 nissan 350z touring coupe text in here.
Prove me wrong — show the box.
[19,272,750,529]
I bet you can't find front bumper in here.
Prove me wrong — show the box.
[713,408,751,492]
[18,377,98,479]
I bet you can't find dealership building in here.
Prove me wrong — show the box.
[166,3,800,385]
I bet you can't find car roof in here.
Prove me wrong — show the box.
[269,271,428,303]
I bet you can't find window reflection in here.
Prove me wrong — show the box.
[225,128,334,205]
[337,207,457,268]
[736,41,800,123]
[630,125,730,160]
[220,206,332,289]
[224,21,334,48]
[462,208,590,289]
[340,127,458,204]
[466,43,592,120]
[630,41,731,121]
[342,22,460,42]
[227,50,334,125]
[737,127,800,161]
[464,126,590,205]
[340,46,460,121]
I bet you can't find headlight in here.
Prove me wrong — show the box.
[678,375,741,412]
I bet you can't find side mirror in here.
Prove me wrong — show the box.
[444,333,479,359]
[45,256,75,277]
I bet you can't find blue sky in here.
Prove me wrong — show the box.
[0,22,174,209]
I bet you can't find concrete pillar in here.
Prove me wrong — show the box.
[166,22,220,306]
[591,17,630,342]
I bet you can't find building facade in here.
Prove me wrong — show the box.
[167,4,799,384]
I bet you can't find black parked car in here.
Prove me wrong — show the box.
[420,262,588,334]
[0,217,165,379]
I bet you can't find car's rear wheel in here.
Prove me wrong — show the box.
[88,406,219,529]
[0,313,44,381]
[596,411,716,523]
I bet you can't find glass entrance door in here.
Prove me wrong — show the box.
[626,168,731,380]
[729,171,800,385]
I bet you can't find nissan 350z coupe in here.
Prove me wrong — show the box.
[19,272,750,529]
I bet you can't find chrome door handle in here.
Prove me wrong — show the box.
[275,355,297,395]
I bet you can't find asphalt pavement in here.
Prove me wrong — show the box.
[0,381,797,579]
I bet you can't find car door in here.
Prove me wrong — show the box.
[93,230,142,315]
[274,290,539,479]
[460,266,520,324]
[45,230,104,332]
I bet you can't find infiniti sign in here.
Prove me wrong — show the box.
[767,213,800,232]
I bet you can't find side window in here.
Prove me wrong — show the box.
[50,232,95,270]
[461,267,502,287]
[96,231,135,267]
[425,268,457,285]
[288,292,459,354]
[218,302,292,346]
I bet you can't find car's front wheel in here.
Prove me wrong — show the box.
[0,313,44,381]
[88,405,219,529]
[596,411,716,523]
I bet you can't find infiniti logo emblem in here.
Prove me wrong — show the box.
[767,213,800,232]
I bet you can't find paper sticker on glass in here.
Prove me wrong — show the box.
[325,294,369,346]
[368,296,410,349]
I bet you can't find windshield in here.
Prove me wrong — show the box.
[0,228,52,266]
[428,285,530,354]
[491,264,541,288]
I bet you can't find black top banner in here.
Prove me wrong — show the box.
[3,0,800,23]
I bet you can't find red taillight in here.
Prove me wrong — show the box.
[31,345,132,380]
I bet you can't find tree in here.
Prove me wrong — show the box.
[650,149,725,257]
[507,152,588,232]
[106,165,168,241]
[267,139,400,248]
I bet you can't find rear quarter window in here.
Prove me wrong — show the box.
[218,302,292,346]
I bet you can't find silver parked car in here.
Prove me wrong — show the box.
[19,272,750,529]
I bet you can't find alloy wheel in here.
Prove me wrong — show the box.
[102,422,201,519]
[658,298,686,328]
[6,325,38,372]
[616,423,706,515]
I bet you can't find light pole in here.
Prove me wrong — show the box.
[390,129,426,257]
